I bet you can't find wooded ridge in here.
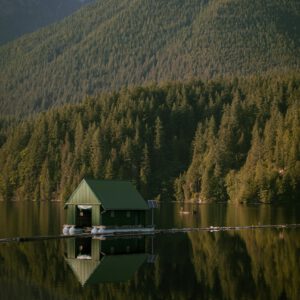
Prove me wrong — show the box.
[0,0,299,116]
[0,74,299,203]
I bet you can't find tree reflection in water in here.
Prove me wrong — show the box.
[0,229,299,300]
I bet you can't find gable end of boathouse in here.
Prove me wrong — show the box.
[64,179,149,228]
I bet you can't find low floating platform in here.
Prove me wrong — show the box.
[62,225,155,236]
[92,226,155,235]
[1,223,300,244]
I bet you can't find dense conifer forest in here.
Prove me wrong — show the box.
[0,75,299,203]
[0,0,299,116]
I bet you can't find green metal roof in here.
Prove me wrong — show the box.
[66,179,149,210]
[66,253,148,285]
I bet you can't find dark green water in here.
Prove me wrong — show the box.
[0,202,300,300]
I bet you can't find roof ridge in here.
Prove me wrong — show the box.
[67,179,149,210]
[84,178,132,183]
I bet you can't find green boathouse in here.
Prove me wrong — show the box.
[65,179,149,228]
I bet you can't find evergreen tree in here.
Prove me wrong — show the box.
[39,159,51,201]
[90,128,103,179]
[140,143,151,196]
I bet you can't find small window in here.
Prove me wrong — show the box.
[126,211,131,218]
[110,211,115,217]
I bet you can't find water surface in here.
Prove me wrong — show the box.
[0,201,299,300]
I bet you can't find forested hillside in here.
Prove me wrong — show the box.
[0,0,93,45]
[0,75,299,203]
[0,0,299,116]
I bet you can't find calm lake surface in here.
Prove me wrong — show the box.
[0,201,300,300]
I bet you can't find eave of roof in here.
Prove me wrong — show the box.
[66,179,149,210]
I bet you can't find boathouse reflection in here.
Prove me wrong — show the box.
[65,236,153,286]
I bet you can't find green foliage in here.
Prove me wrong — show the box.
[181,75,300,203]
[0,74,299,203]
[140,144,151,196]
[0,0,299,116]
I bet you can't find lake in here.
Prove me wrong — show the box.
[0,201,300,299]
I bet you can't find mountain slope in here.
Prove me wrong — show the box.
[0,74,299,202]
[159,0,300,78]
[0,0,299,116]
[0,0,93,45]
